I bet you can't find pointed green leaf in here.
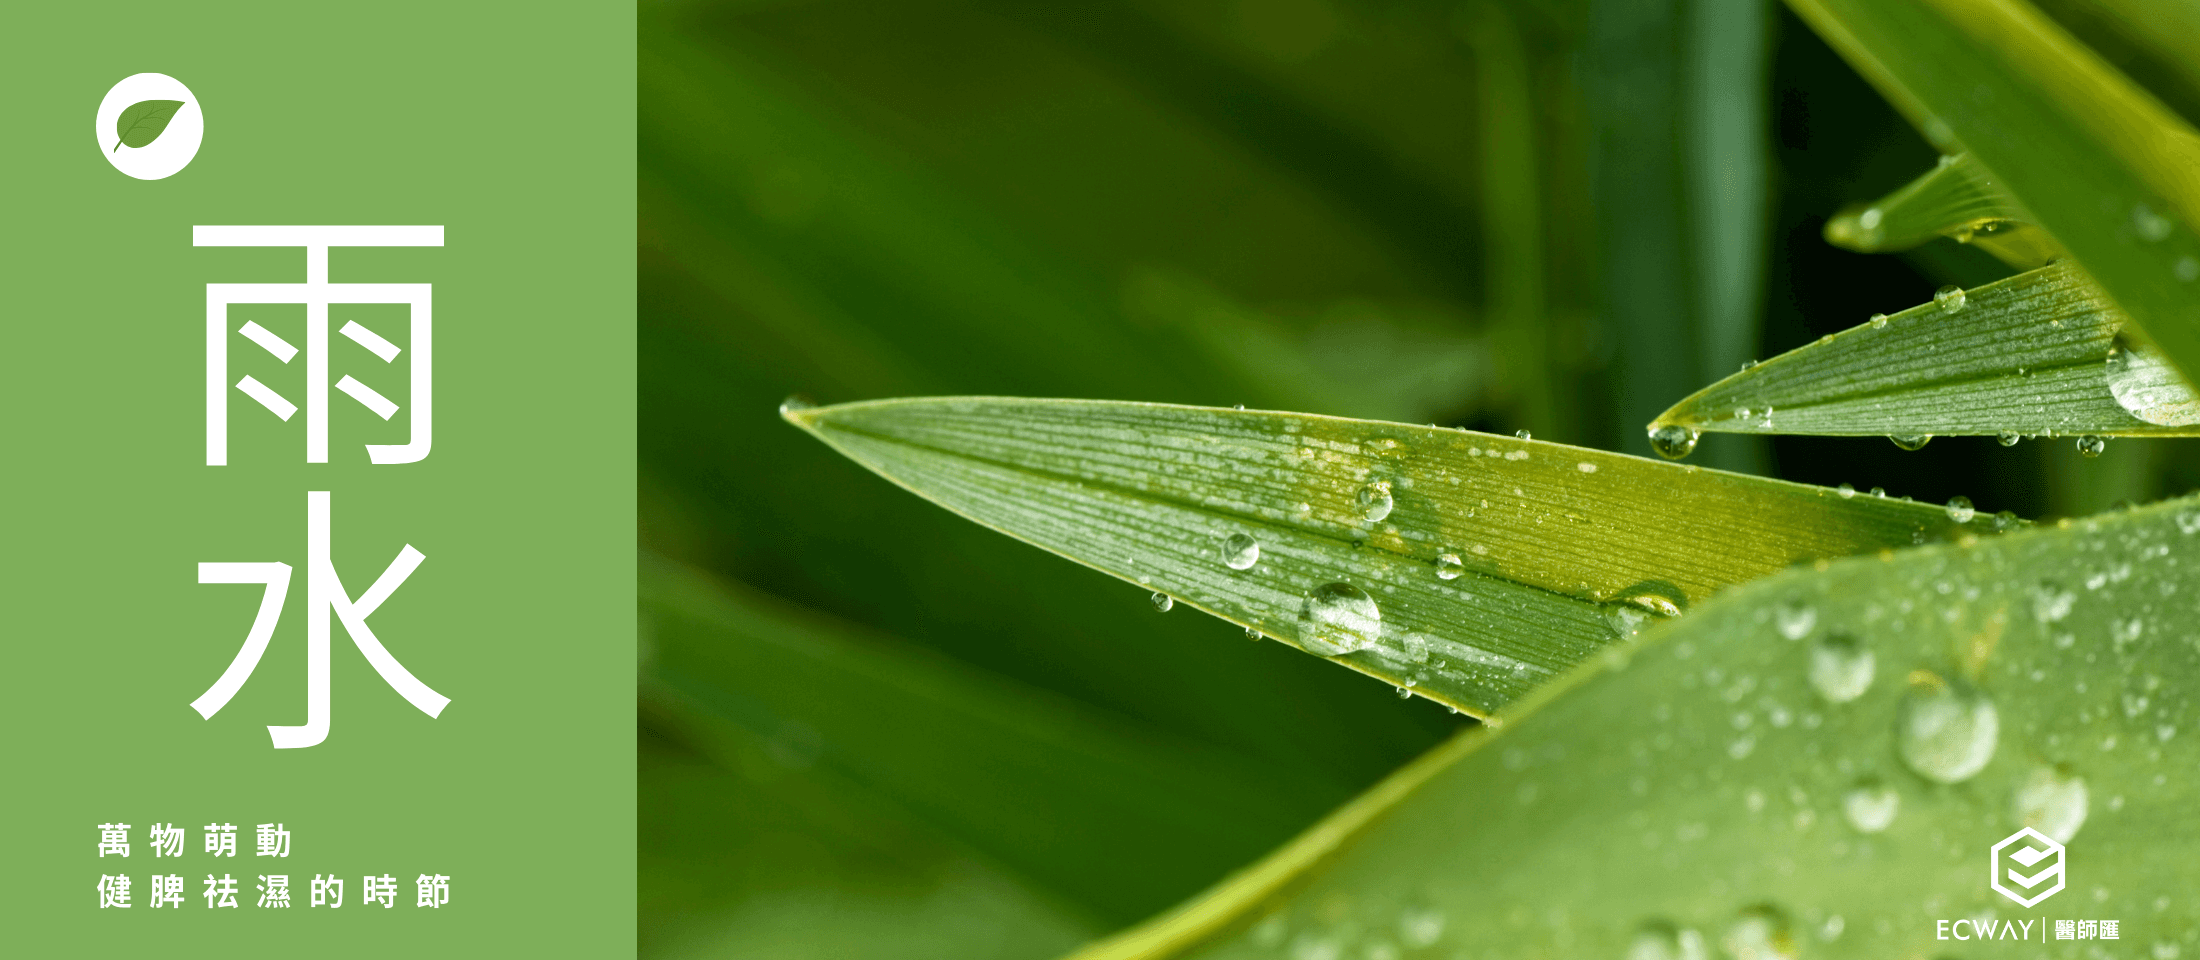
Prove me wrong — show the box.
[787,398,1980,719]
[112,99,182,152]
[1071,495,2200,960]
[1784,0,2200,385]
[1822,152,2065,268]
[1652,262,2200,439]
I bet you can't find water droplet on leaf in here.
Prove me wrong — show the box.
[1934,285,1967,313]
[2105,341,2200,426]
[2014,764,2088,842]
[1842,780,1900,833]
[1869,312,1889,329]
[1896,676,2000,783]
[1774,601,1816,641]
[2077,435,2107,458]
[1357,480,1395,522]
[1435,553,1465,580]
[1945,496,1976,523]
[1808,632,1874,703]
[1149,592,1173,613]
[1997,431,2022,447]
[1888,434,1932,451]
[1299,582,1382,656]
[1221,533,1260,570]
[1648,424,1700,460]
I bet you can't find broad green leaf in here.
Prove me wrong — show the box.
[640,553,1338,924]
[1784,0,2200,386]
[111,99,182,153]
[1071,495,2200,960]
[1652,261,2200,439]
[786,397,1980,719]
[1821,152,2065,269]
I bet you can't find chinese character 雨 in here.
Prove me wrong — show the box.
[415,874,449,909]
[150,875,185,909]
[311,874,344,908]
[362,874,398,909]
[256,875,290,908]
[96,875,132,908]
[194,225,441,467]
[149,823,185,858]
[205,823,236,857]
[97,824,131,858]
[256,823,290,858]
[204,873,238,909]
[192,492,447,749]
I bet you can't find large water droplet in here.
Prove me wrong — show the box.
[1515,429,1533,441]
[2076,435,2108,458]
[1357,480,1396,522]
[1625,921,1708,960]
[1897,677,2000,783]
[1996,431,2022,447]
[1842,780,1900,833]
[2013,765,2088,842]
[1299,582,1382,656]
[1945,496,1976,523]
[1888,434,1933,451]
[1934,285,1967,313]
[1649,424,1700,460]
[1149,592,1174,613]
[2105,342,2200,426]
[1722,906,1798,960]
[1808,632,1874,703]
[1774,600,1816,641]
[1221,533,1260,570]
[1435,553,1465,581]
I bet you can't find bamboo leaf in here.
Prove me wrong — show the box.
[1822,152,2065,268]
[1784,0,2200,384]
[1071,495,2200,960]
[787,397,1982,719]
[1653,261,2200,440]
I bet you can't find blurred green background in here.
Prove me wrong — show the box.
[635,1,2200,957]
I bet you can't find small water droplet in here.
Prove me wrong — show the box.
[1869,486,1886,498]
[1997,431,2021,447]
[1842,780,1900,833]
[1395,685,1412,699]
[2077,435,2108,457]
[2032,582,2076,623]
[1435,553,1465,580]
[1356,480,1395,522]
[1244,625,1262,641]
[1626,921,1709,960]
[2014,764,2088,842]
[1933,285,1967,313]
[1896,676,2000,783]
[1220,533,1260,570]
[1722,905,1798,960]
[1868,312,1889,329]
[1888,434,1933,451]
[1739,359,1759,372]
[1808,632,1874,703]
[1648,424,1700,460]
[1515,428,1533,441]
[2178,256,2200,282]
[1945,496,1976,523]
[1149,592,1174,613]
[2134,202,2174,242]
[1774,601,1816,641]
[778,394,817,414]
[1398,906,1445,948]
[1993,510,2020,532]
[1298,582,1382,656]
[1232,403,1246,410]
[1835,483,1855,499]
[2106,341,2200,425]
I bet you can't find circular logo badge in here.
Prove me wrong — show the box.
[96,73,204,180]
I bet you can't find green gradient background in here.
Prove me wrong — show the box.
[0,3,635,955]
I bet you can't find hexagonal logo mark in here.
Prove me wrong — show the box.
[1991,827,2065,907]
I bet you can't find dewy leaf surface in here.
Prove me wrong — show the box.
[1821,152,2064,269]
[112,99,182,152]
[1785,0,2200,387]
[1073,495,2200,960]
[1654,262,2200,438]
[788,398,1977,718]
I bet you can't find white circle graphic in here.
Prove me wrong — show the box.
[96,73,204,180]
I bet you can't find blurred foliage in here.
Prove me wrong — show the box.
[636,0,2200,956]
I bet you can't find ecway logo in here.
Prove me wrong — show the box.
[1990,827,2065,907]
